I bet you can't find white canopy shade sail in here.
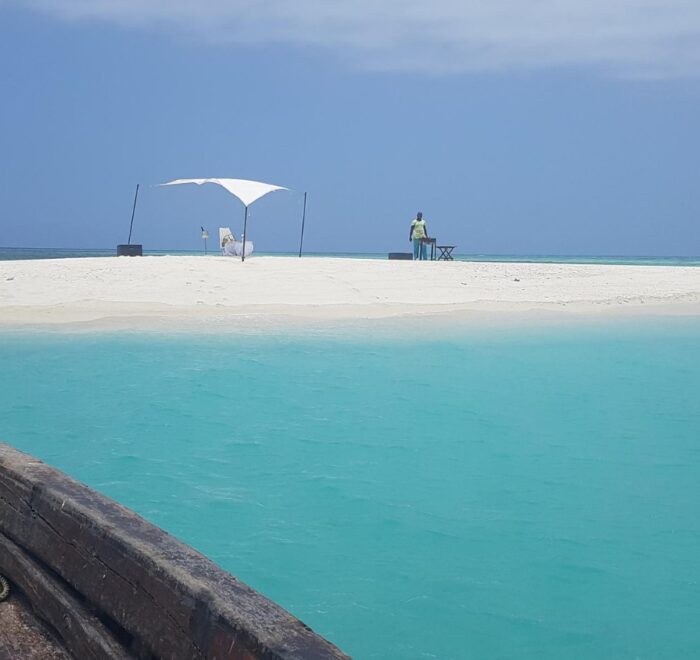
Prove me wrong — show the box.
[160,178,288,207]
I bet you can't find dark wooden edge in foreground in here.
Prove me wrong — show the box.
[0,442,349,660]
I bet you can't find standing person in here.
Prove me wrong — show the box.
[409,212,429,260]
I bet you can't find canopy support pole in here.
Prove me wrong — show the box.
[127,184,140,245]
[241,205,249,262]
[298,192,307,258]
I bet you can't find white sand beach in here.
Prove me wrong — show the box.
[1,256,698,330]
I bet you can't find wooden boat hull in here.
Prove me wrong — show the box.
[0,442,348,659]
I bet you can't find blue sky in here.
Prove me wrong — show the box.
[1,1,699,255]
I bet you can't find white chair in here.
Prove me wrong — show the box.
[219,227,235,255]
[219,227,254,257]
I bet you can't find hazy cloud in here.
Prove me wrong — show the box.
[7,0,700,77]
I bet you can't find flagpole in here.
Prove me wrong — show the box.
[298,192,307,258]
[127,184,140,245]
[241,205,249,262]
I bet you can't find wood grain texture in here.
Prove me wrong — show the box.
[0,442,349,660]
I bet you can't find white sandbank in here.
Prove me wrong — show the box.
[0,256,698,331]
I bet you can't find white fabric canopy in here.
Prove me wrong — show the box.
[160,178,288,207]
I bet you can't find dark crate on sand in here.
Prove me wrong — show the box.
[116,244,143,256]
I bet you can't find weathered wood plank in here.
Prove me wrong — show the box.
[0,532,132,659]
[0,443,350,660]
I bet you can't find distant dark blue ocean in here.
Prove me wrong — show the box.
[1,321,699,659]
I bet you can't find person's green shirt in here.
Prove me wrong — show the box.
[410,218,427,239]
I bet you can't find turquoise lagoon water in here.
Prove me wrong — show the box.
[1,322,699,659]
[1,246,699,267]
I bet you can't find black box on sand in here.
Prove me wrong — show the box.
[117,244,143,256]
[388,252,413,260]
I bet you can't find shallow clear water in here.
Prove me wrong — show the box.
[1,246,699,266]
[1,322,699,659]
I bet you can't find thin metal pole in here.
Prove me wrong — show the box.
[127,184,140,245]
[298,192,307,258]
[241,205,249,262]
[204,237,207,255]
